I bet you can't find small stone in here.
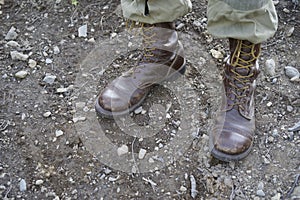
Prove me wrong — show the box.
[138,148,147,159]
[43,111,52,118]
[19,179,27,192]
[78,24,88,37]
[15,70,28,79]
[88,38,96,43]
[45,58,53,64]
[257,182,264,190]
[117,145,128,156]
[5,26,18,40]
[271,193,281,200]
[285,66,299,79]
[110,32,117,39]
[267,102,273,107]
[287,105,294,112]
[43,75,56,84]
[264,59,276,76]
[176,23,185,30]
[28,59,37,68]
[193,20,201,27]
[11,51,29,61]
[210,49,224,59]
[287,27,295,37]
[256,189,265,197]
[148,157,155,163]
[53,46,60,54]
[6,40,20,47]
[73,116,86,123]
[55,130,64,137]
[180,186,187,192]
[56,88,68,93]
[35,179,44,185]
[134,106,143,114]
[283,8,290,13]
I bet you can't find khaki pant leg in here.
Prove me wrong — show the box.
[207,0,278,44]
[121,0,192,24]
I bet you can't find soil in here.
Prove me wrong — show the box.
[0,0,299,199]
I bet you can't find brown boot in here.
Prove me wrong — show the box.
[95,22,186,118]
[210,38,261,162]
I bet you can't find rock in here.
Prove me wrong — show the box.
[283,8,290,13]
[117,145,128,156]
[256,189,265,197]
[5,26,18,40]
[15,70,28,79]
[271,193,281,200]
[10,51,29,61]
[43,74,56,84]
[78,24,87,37]
[6,40,20,47]
[53,46,60,54]
[176,23,185,30]
[55,130,64,137]
[264,59,276,76]
[287,27,295,37]
[291,186,300,199]
[19,179,27,192]
[35,179,44,185]
[45,58,53,64]
[73,116,86,123]
[180,186,187,192]
[88,38,96,43]
[43,111,52,118]
[138,148,147,159]
[288,120,300,132]
[28,59,37,68]
[56,87,68,93]
[285,66,299,79]
[287,105,294,112]
[134,106,143,114]
[210,49,224,59]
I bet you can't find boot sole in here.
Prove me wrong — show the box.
[95,60,186,119]
[210,143,253,162]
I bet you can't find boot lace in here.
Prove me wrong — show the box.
[227,40,260,110]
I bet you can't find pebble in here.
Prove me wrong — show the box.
[15,70,28,79]
[264,59,276,76]
[176,23,185,30]
[53,46,60,54]
[10,51,29,61]
[117,145,128,156]
[288,120,300,132]
[43,111,52,118]
[78,24,88,37]
[287,105,294,112]
[134,106,143,114]
[285,66,299,79]
[45,58,53,64]
[19,179,27,192]
[210,49,224,59]
[55,130,64,137]
[43,74,57,84]
[283,8,290,13]
[180,186,187,192]
[56,88,68,93]
[6,40,20,47]
[267,102,273,107]
[256,189,265,197]
[138,148,147,159]
[271,193,281,200]
[5,26,18,40]
[28,59,37,68]
[73,116,86,123]
[287,27,295,37]
[35,179,44,185]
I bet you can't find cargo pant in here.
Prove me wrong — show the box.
[121,0,278,44]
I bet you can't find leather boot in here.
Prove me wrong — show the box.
[210,38,261,162]
[95,22,186,118]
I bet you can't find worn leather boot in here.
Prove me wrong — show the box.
[210,38,261,162]
[95,22,186,118]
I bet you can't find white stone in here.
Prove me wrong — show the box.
[45,58,53,64]
[256,190,265,197]
[43,111,52,118]
[138,148,147,159]
[28,59,37,68]
[6,40,20,47]
[5,26,18,40]
[35,179,44,185]
[15,70,28,79]
[180,186,187,192]
[56,88,68,93]
[43,75,56,84]
[73,116,86,123]
[264,59,276,76]
[11,51,29,61]
[210,49,224,59]
[19,179,27,192]
[134,106,143,114]
[55,130,64,137]
[285,66,299,79]
[53,46,60,54]
[78,24,88,37]
[117,145,128,156]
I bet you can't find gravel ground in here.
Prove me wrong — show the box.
[0,0,299,199]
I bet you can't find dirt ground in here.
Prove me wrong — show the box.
[0,0,299,199]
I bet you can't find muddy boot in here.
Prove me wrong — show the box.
[95,22,186,118]
[210,38,261,162]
